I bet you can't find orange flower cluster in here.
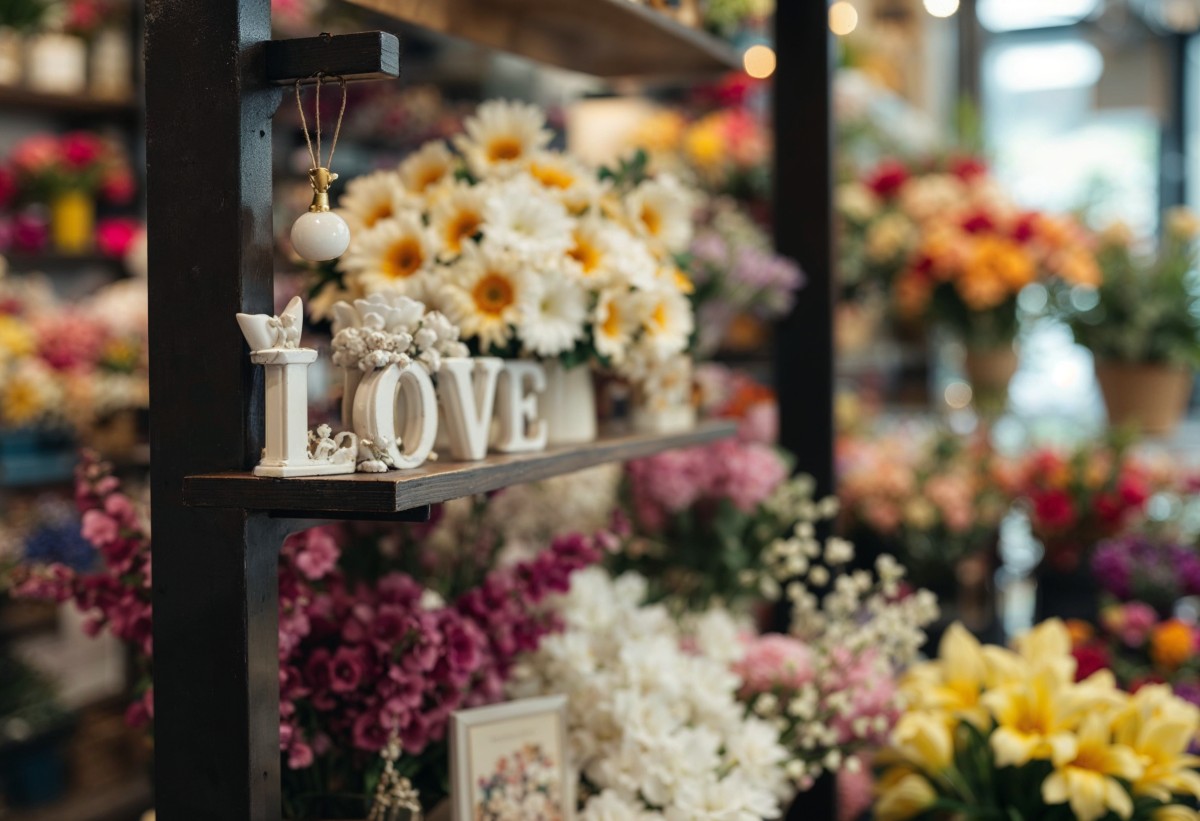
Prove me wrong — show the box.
[895,207,1101,319]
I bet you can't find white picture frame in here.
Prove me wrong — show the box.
[450,695,573,821]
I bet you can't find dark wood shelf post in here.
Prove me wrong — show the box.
[145,1,288,818]
[774,3,837,820]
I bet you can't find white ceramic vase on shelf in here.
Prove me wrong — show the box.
[26,33,87,95]
[0,28,22,86]
[90,27,133,100]
[540,361,597,446]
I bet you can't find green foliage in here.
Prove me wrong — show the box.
[0,649,67,738]
[598,149,650,192]
[1067,224,1200,367]
[0,0,48,31]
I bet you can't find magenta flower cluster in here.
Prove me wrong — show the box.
[277,529,600,769]
[14,453,603,774]
[625,438,788,531]
[1091,535,1200,611]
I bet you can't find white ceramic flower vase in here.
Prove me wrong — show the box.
[90,28,133,100]
[541,361,597,446]
[0,28,22,87]
[631,403,697,435]
[26,33,87,95]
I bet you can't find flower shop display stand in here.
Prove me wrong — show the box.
[143,4,753,819]
[184,421,736,516]
[343,0,741,77]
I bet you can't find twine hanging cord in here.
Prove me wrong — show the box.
[294,72,348,172]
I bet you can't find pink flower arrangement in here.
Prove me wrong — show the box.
[7,131,135,203]
[735,633,815,693]
[626,438,788,531]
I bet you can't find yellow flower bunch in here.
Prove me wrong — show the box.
[878,621,1200,821]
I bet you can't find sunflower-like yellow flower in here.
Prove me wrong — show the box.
[1156,806,1200,821]
[1041,713,1142,821]
[0,315,35,359]
[874,767,938,821]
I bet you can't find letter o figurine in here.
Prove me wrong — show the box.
[352,362,438,470]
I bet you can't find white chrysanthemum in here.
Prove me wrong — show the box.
[625,175,696,254]
[481,177,575,261]
[580,789,660,821]
[592,287,638,364]
[454,99,552,179]
[633,286,693,359]
[338,213,435,298]
[397,140,455,194]
[518,274,588,358]
[527,151,602,214]
[511,568,788,820]
[438,241,531,351]
[429,181,487,260]
[335,170,408,232]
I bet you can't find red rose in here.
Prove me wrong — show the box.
[960,210,995,234]
[949,155,988,181]
[95,217,140,258]
[0,166,15,209]
[100,167,136,204]
[1011,212,1039,244]
[1118,473,1150,508]
[1072,644,1110,682]
[866,160,910,199]
[1034,489,1077,531]
[1094,492,1124,526]
[60,132,105,170]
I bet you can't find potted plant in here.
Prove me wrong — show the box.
[847,156,1100,411]
[1068,210,1200,435]
[8,130,135,253]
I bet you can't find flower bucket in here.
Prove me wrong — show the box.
[50,190,95,254]
[964,344,1017,413]
[0,28,22,86]
[90,27,134,100]
[1094,360,1194,436]
[25,33,87,95]
[541,361,597,446]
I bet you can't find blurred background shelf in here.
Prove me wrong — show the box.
[0,87,138,120]
[5,253,127,273]
[343,0,742,76]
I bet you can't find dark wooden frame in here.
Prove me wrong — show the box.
[144,2,833,819]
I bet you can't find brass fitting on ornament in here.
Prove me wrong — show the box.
[307,166,339,212]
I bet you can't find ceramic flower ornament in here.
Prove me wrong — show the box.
[236,296,358,477]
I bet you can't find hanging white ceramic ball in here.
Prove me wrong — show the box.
[291,211,350,262]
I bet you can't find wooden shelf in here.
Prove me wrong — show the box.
[0,86,138,119]
[5,252,126,273]
[184,420,736,516]
[343,0,742,77]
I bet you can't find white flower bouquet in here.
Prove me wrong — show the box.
[317,100,697,400]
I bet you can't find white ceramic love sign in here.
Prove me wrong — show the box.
[353,361,439,472]
[236,297,358,477]
[241,297,555,476]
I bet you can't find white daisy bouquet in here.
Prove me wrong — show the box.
[314,99,698,394]
[510,566,792,820]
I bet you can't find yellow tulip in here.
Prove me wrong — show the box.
[983,669,1080,767]
[875,768,938,821]
[1014,618,1076,682]
[891,711,954,772]
[1041,713,1142,821]
[1113,685,1200,803]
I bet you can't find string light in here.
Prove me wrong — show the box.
[924,0,960,17]
[828,1,859,35]
[743,44,777,79]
